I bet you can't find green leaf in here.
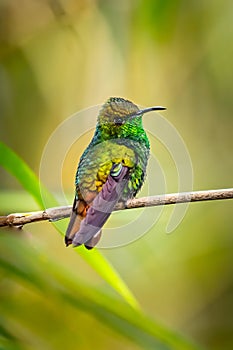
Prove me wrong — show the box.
[0,232,202,350]
[0,141,138,309]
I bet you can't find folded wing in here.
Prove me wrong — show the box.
[65,163,129,249]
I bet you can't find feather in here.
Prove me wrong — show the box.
[65,198,88,247]
[84,230,102,250]
[71,164,129,248]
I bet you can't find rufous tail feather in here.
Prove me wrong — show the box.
[65,198,87,247]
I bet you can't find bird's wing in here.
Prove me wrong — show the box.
[67,163,129,249]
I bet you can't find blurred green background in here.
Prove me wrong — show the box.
[0,0,233,349]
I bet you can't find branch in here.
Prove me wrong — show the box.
[0,188,232,228]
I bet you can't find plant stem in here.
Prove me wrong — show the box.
[0,188,232,228]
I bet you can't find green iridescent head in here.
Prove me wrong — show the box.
[98,97,166,126]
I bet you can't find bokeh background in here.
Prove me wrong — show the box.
[0,1,233,349]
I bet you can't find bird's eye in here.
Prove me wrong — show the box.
[114,118,124,126]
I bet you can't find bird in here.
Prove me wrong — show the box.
[65,97,166,249]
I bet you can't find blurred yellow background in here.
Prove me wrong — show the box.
[0,1,233,349]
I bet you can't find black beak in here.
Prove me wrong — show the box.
[136,106,166,116]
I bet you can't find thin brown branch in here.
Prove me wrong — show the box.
[0,188,232,228]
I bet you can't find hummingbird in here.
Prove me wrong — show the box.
[65,97,166,249]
